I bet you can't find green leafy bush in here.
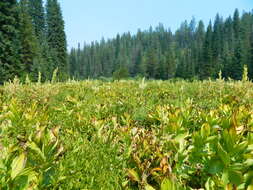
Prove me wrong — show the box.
[1,79,253,189]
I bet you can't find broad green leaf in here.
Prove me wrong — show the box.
[206,136,217,143]
[247,144,253,151]
[14,175,29,190]
[236,141,248,152]
[11,153,26,179]
[226,184,233,190]
[126,169,140,182]
[0,159,5,170]
[207,158,224,174]
[222,170,229,185]
[201,123,210,138]
[161,178,176,190]
[217,143,230,166]
[245,159,253,167]
[247,185,253,190]
[245,171,253,187]
[145,184,155,190]
[122,180,129,188]
[27,142,46,161]
[175,133,188,151]
[205,178,215,190]
[228,170,243,186]
[33,127,45,145]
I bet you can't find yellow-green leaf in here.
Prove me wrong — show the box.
[217,143,230,166]
[28,142,46,161]
[127,169,140,182]
[145,184,156,190]
[161,178,176,190]
[11,153,26,179]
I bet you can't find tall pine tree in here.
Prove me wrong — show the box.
[0,0,21,82]
[19,0,40,79]
[46,0,68,79]
[200,21,213,79]
[28,0,54,80]
[28,0,45,42]
[231,9,243,79]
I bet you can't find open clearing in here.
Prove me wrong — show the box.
[1,79,253,189]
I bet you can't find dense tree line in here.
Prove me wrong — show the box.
[1,3,252,82]
[0,0,67,83]
[69,9,253,80]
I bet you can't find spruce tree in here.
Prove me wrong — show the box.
[200,21,213,79]
[0,0,20,82]
[231,9,243,79]
[222,42,233,78]
[195,20,205,76]
[233,9,241,40]
[19,0,39,79]
[69,48,77,78]
[28,0,45,42]
[212,14,224,74]
[66,9,253,81]
[241,12,253,78]
[28,0,54,81]
[166,45,176,79]
[46,0,68,79]
[250,30,253,78]
[232,40,243,80]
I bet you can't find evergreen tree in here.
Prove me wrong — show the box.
[195,20,205,76]
[0,0,21,82]
[145,49,159,79]
[212,14,224,74]
[250,29,253,79]
[46,0,68,79]
[233,9,241,40]
[19,0,39,79]
[28,0,45,42]
[28,0,53,80]
[175,50,187,79]
[231,9,243,79]
[241,12,253,78]
[69,48,77,78]
[232,40,243,80]
[67,9,253,81]
[200,21,213,79]
[166,44,176,79]
[222,42,233,78]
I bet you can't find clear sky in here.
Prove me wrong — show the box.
[58,0,252,49]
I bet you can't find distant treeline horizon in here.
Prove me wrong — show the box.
[69,9,253,80]
[1,1,253,82]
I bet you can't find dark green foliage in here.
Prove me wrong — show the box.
[18,0,39,79]
[113,66,130,80]
[28,0,53,81]
[0,0,21,82]
[1,4,253,83]
[0,0,67,83]
[232,40,243,80]
[212,14,223,73]
[28,0,45,42]
[200,22,213,79]
[46,0,68,79]
[68,9,253,81]
[233,9,241,40]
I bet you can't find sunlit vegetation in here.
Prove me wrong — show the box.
[1,77,253,189]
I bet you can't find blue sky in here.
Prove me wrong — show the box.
[58,0,252,49]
